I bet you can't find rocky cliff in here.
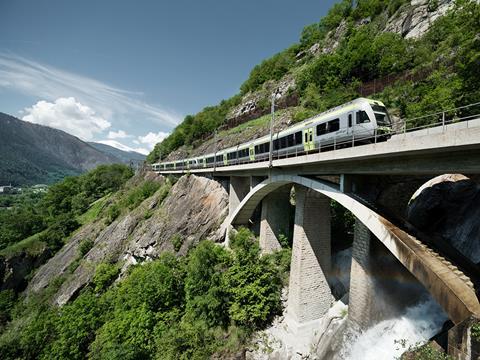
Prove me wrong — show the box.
[26,172,228,305]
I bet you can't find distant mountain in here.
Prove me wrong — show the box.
[0,112,121,186]
[88,142,145,164]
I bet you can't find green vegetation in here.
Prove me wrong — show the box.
[396,342,453,359]
[0,164,133,259]
[104,179,169,225]
[78,239,94,257]
[471,322,480,341]
[148,0,480,162]
[171,234,184,252]
[0,229,288,359]
[0,164,133,252]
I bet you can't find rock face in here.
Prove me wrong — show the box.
[0,246,51,292]
[407,174,480,263]
[26,173,228,305]
[226,75,297,130]
[385,0,454,39]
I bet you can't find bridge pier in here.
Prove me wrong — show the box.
[287,186,333,326]
[259,185,291,254]
[347,219,375,331]
[229,176,251,217]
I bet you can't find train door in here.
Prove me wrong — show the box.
[203,157,207,168]
[347,112,354,136]
[249,145,255,161]
[223,153,228,166]
[303,128,314,151]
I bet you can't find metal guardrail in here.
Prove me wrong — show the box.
[153,101,480,172]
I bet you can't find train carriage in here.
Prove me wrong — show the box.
[152,98,392,171]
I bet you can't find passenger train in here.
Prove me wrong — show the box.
[152,98,392,171]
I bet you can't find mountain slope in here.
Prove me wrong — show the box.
[0,112,121,185]
[88,142,146,164]
[149,0,480,163]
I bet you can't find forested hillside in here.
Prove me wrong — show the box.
[148,0,480,162]
[0,113,122,185]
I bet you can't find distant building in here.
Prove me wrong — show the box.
[32,184,48,193]
[0,185,17,194]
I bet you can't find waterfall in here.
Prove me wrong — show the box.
[342,297,448,360]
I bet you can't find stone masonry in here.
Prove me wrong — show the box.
[229,176,251,216]
[259,185,291,254]
[348,219,375,331]
[287,186,333,323]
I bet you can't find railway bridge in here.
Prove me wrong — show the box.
[155,115,480,358]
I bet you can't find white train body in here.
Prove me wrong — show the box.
[152,98,392,171]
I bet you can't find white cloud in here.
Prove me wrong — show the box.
[137,131,169,150]
[97,139,149,155]
[22,97,111,140]
[0,52,182,127]
[107,130,130,139]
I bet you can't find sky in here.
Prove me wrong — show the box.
[0,0,337,155]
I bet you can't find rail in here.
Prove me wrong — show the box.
[152,101,480,172]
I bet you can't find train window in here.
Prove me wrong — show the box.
[286,134,294,147]
[279,136,287,149]
[374,112,391,126]
[348,114,352,127]
[328,119,340,133]
[295,131,302,144]
[372,104,388,113]
[357,111,370,124]
[273,139,279,150]
[254,145,260,154]
[227,152,237,160]
[317,123,327,135]
[215,155,223,162]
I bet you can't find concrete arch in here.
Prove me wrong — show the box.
[225,174,480,325]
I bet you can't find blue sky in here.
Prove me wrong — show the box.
[0,0,337,154]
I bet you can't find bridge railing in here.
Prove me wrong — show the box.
[401,101,480,134]
[152,101,480,171]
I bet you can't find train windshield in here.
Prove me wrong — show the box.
[374,112,391,126]
[372,104,391,126]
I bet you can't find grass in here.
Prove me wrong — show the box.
[77,195,110,225]
[0,231,47,258]
[222,109,288,136]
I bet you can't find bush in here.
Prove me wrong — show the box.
[184,241,231,327]
[171,234,184,252]
[78,238,94,257]
[225,228,283,329]
[124,181,161,210]
[105,205,120,225]
[92,263,120,293]
[0,290,15,328]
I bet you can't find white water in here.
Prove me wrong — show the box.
[343,297,448,360]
